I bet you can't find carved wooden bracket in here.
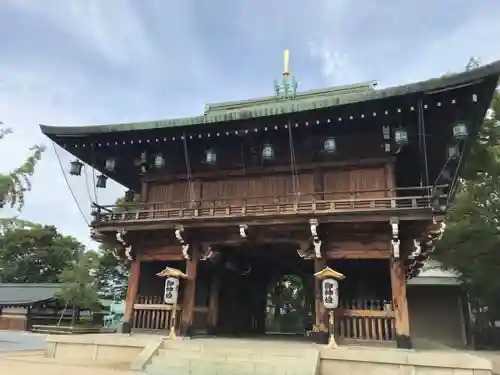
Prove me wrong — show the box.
[297,241,314,259]
[200,244,217,261]
[309,218,322,259]
[174,225,190,260]
[116,228,134,261]
[239,224,248,238]
[390,218,400,259]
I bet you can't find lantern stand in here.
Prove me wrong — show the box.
[313,266,346,349]
[156,267,188,340]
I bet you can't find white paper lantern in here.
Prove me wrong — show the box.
[164,277,180,305]
[322,278,339,309]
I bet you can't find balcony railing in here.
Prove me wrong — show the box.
[93,186,446,226]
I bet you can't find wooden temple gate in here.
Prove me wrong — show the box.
[41,57,497,348]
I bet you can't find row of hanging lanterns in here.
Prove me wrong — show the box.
[67,121,469,188]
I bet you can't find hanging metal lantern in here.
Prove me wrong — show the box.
[382,125,391,140]
[447,144,459,159]
[323,137,337,153]
[124,190,135,202]
[394,128,408,146]
[69,160,83,176]
[453,122,468,140]
[96,174,108,189]
[206,149,217,165]
[262,144,274,160]
[154,154,165,169]
[104,158,116,172]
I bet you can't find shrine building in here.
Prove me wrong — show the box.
[40,55,500,349]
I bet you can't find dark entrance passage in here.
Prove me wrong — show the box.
[215,244,313,337]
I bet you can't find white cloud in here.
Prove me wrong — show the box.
[3,0,156,67]
[1,0,500,250]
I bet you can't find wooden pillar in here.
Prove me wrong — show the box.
[123,260,140,333]
[314,257,327,329]
[180,245,198,336]
[390,257,411,348]
[313,169,324,200]
[207,270,220,335]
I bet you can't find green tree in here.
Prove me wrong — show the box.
[0,225,82,283]
[94,248,129,300]
[57,250,100,326]
[92,194,132,300]
[433,89,500,321]
[0,126,45,210]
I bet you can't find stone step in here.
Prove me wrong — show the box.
[147,361,314,375]
[160,339,317,358]
[147,338,320,375]
[152,353,308,366]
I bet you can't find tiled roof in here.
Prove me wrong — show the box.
[0,283,61,306]
[39,59,500,136]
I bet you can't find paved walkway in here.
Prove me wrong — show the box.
[0,331,46,352]
[0,354,141,375]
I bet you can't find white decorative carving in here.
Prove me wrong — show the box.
[409,239,421,259]
[116,229,133,261]
[200,245,216,261]
[297,248,314,259]
[175,226,190,260]
[390,220,400,259]
[239,224,248,238]
[309,219,322,259]
[313,239,322,259]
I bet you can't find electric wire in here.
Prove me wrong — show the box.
[287,120,300,199]
[182,133,195,202]
[91,143,98,204]
[83,165,95,204]
[52,141,90,226]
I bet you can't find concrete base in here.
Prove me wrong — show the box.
[43,334,495,375]
[320,346,493,375]
[45,333,163,369]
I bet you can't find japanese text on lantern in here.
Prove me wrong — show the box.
[322,279,339,309]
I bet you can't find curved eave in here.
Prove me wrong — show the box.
[40,60,500,137]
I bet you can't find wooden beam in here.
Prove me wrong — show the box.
[138,253,184,262]
[326,249,391,259]
[143,157,396,183]
[314,257,327,330]
[207,271,220,334]
[180,245,198,336]
[123,260,140,333]
[95,209,436,233]
[390,257,411,348]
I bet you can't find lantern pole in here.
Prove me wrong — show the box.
[327,310,337,349]
[314,266,345,349]
[156,267,188,340]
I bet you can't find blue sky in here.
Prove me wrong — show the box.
[0,0,499,247]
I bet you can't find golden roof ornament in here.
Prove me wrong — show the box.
[274,49,298,99]
[314,266,345,280]
[156,267,188,278]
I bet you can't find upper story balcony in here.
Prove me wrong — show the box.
[91,185,446,231]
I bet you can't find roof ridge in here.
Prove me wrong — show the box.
[204,81,377,113]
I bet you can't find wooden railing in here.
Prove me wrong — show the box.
[336,299,395,342]
[94,186,446,226]
[132,295,179,331]
[132,295,208,332]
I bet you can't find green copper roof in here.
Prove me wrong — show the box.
[40,60,500,137]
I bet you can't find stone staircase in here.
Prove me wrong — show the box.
[146,338,320,375]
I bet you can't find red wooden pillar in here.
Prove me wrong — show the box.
[314,257,327,328]
[180,245,198,336]
[390,257,411,348]
[123,260,140,333]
